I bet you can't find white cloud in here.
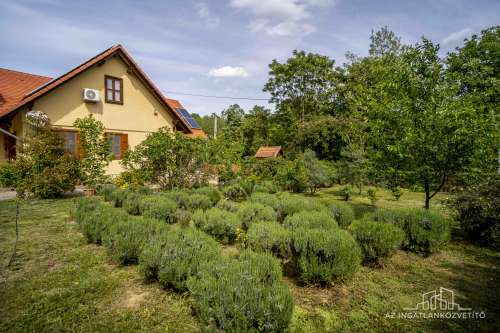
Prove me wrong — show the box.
[195,2,220,28]
[442,27,473,45]
[230,0,334,37]
[208,66,249,78]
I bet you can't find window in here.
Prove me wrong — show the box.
[106,133,128,159]
[58,130,78,156]
[105,75,123,104]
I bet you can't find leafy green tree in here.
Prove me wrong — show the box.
[11,112,80,198]
[302,149,330,193]
[221,104,245,141]
[240,105,272,156]
[122,128,208,189]
[369,26,402,57]
[73,115,110,188]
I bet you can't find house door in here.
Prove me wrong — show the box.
[4,133,16,160]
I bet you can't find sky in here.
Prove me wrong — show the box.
[1,0,498,116]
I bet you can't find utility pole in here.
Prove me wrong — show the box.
[212,113,218,139]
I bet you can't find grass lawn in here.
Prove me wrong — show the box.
[0,189,499,332]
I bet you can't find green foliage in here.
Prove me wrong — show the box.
[237,202,277,230]
[138,228,221,291]
[339,185,353,201]
[122,191,143,215]
[188,251,294,333]
[276,157,309,193]
[10,114,80,198]
[75,199,128,244]
[391,187,403,201]
[73,115,110,188]
[122,128,208,189]
[350,220,405,263]
[292,229,362,283]
[139,195,177,223]
[175,209,192,227]
[184,193,212,211]
[110,188,128,207]
[283,211,337,231]
[302,149,331,193]
[99,184,117,202]
[247,222,292,259]
[161,190,191,208]
[0,163,17,188]
[367,187,379,205]
[365,208,450,254]
[253,180,280,194]
[103,217,160,265]
[448,176,500,248]
[216,199,240,213]
[322,201,355,228]
[274,194,326,222]
[113,170,145,188]
[222,183,247,202]
[193,186,222,205]
[249,192,279,209]
[192,208,241,244]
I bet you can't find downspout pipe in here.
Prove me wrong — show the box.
[0,128,18,140]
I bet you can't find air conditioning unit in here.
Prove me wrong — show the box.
[83,88,100,102]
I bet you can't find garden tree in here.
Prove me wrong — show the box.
[11,111,79,198]
[302,149,331,193]
[221,104,245,141]
[122,128,208,189]
[337,144,371,194]
[73,115,110,188]
[446,26,500,181]
[369,26,402,57]
[366,38,491,209]
[240,105,272,156]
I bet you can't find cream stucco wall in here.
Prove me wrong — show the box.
[24,55,176,175]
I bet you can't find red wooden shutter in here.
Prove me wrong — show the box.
[120,133,128,159]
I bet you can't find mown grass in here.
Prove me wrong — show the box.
[0,189,498,332]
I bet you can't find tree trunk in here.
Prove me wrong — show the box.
[424,179,430,210]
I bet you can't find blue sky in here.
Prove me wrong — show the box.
[1,0,498,116]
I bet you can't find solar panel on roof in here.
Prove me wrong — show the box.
[176,108,201,129]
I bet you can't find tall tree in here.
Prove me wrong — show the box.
[369,26,402,57]
[240,105,272,156]
[221,104,245,141]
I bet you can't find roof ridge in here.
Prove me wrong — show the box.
[0,67,52,80]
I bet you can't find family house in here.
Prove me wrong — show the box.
[0,44,206,175]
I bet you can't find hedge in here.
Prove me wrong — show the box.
[350,220,405,263]
[194,186,222,206]
[249,192,279,209]
[216,199,240,213]
[188,251,294,332]
[322,201,355,228]
[192,208,241,244]
[274,194,326,222]
[138,228,221,291]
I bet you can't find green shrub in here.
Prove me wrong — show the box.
[322,201,355,228]
[75,199,128,244]
[274,194,326,222]
[447,176,500,248]
[283,211,337,231]
[350,220,405,263]
[128,184,152,195]
[192,208,241,244]
[0,163,18,188]
[365,208,450,254]
[188,251,294,333]
[194,186,222,205]
[391,187,403,201]
[139,195,177,223]
[99,184,116,202]
[110,188,128,207]
[161,190,191,208]
[253,180,280,194]
[292,229,362,283]
[175,209,192,227]
[216,199,240,213]
[247,222,291,259]
[103,217,161,265]
[222,184,248,201]
[184,193,212,211]
[367,187,379,205]
[138,228,221,291]
[123,191,143,215]
[339,185,353,201]
[249,192,279,209]
[237,202,277,230]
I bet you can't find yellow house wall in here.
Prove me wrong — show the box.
[29,55,176,175]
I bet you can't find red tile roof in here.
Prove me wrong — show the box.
[0,45,192,133]
[0,68,52,117]
[255,146,283,158]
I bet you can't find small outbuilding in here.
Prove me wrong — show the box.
[255,146,283,159]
